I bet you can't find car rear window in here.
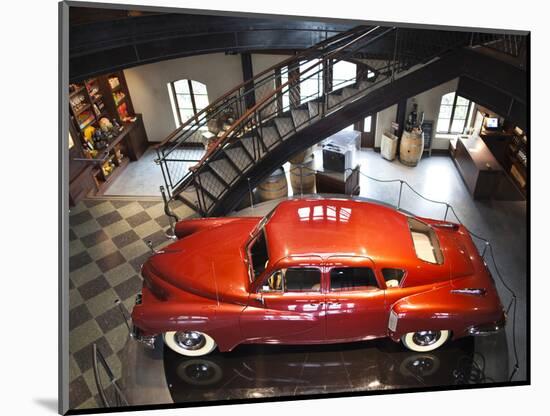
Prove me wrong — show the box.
[407,217,444,264]
[330,267,379,291]
[382,268,406,288]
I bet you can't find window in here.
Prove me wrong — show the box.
[280,67,290,112]
[332,60,357,90]
[168,79,209,127]
[286,268,321,292]
[382,268,406,288]
[330,267,379,291]
[263,268,321,292]
[299,59,322,104]
[249,231,269,279]
[363,116,372,133]
[436,92,472,134]
[408,217,444,264]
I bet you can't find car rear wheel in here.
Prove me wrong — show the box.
[401,330,450,352]
[163,330,217,357]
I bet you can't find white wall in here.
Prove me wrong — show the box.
[373,78,460,150]
[374,104,398,147]
[405,78,459,150]
[252,54,290,74]
[124,53,243,143]
[124,53,292,143]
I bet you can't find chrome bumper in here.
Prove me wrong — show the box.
[467,318,506,336]
[130,293,156,349]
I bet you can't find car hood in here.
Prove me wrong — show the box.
[145,217,260,304]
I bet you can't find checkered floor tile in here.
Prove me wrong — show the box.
[68,198,195,410]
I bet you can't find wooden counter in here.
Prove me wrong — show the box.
[453,135,503,199]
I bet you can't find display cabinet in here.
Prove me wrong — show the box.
[68,71,148,204]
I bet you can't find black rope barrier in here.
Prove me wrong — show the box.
[278,164,521,380]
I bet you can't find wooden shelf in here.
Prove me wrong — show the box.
[78,115,96,130]
[72,103,91,117]
[69,86,85,97]
[94,156,130,195]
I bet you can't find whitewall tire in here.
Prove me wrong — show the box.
[163,330,217,357]
[401,330,450,352]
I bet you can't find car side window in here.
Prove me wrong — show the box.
[330,267,379,291]
[285,268,321,292]
[261,268,321,292]
[381,268,406,288]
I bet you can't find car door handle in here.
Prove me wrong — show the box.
[306,301,324,306]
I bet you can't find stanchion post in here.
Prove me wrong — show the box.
[482,241,489,259]
[397,180,403,209]
[247,177,254,208]
[444,204,450,221]
[300,164,304,197]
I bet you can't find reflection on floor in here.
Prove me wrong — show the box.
[164,335,508,402]
[117,331,508,408]
[69,145,527,410]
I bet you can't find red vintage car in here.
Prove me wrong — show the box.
[131,198,505,357]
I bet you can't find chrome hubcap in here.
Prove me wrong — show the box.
[412,330,441,346]
[174,331,206,350]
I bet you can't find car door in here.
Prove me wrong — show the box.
[324,256,387,342]
[240,260,326,344]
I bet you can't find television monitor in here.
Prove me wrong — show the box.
[486,117,499,129]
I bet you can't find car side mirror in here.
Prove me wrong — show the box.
[254,293,265,306]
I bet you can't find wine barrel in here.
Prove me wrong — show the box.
[257,167,288,202]
[290,155,316,195]
[289,146,314,164]
[399,129,424,167]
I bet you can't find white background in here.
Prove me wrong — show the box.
[1,0,546,415]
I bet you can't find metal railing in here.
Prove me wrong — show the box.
[240,163,521,380]
[155,26,375,194]
[92,343,129,408]
[471,32,526,58]
[189,29,476,215]
[156,26,523,215]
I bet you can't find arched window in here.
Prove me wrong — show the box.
[436,92,473,134]
[168,79,209,127]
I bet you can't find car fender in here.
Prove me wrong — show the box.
[174,217,247,239]
[387,283,503,342]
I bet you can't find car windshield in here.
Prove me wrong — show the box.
[247,208,276,282]
[249,231,269,281]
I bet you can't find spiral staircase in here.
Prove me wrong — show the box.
[154,25,527,217]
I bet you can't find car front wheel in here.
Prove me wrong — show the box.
[401,330,450,352]
[163,330,217,357]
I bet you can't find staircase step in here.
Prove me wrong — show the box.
[274,117,295,140]
[197,170,226,199]
[308,101,322,121]
[291,109,310,131]
[178,185,214,213]
[261,126,280,149]
[328,92,344,108]
[225,146,253,173]
[341,86,359,101]
[241,135,265,160]
[209,157,239,185]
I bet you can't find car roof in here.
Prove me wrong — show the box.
[264,198,419,265]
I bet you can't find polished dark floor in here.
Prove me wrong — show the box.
[164,334,509,403]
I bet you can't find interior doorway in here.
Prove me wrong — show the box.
[358,114,376,148]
